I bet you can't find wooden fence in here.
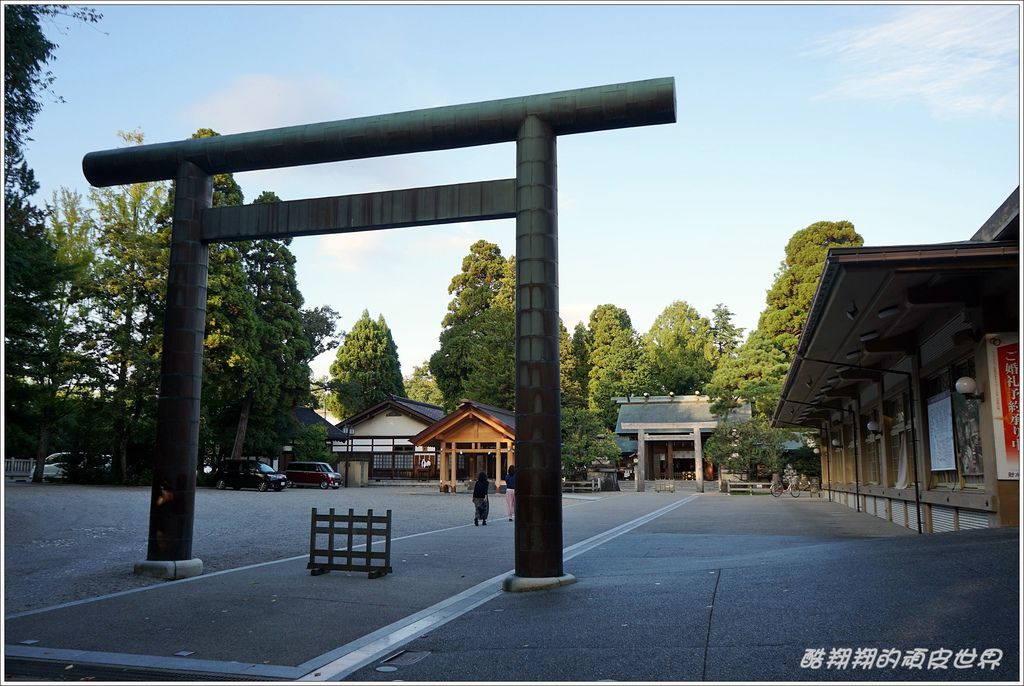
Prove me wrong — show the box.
[307,507,393,578]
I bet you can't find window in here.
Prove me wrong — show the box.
[925,356,984,490]
[861,410,881,485]
[884,392,914,488]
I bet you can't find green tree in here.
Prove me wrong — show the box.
[15,189,99,481]
[708,222,862,418]
[405,363,445,407]
[228,192,316,459]
[707,329,790,419]
[710,303,743,363]
[461,305,516,409]
[586,304,653,428]
[759,220,863,357]
[644,300,715,396]
[559,321,586,410]
[302,305,341,360]
[291,424,332,463]
[430,240,515,409]
[329,310,406,418]
[4,4,101,469]
[90,131,172,481]
[561,406,621,477]
[703,417,793,480]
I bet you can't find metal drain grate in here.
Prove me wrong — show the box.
[380,650,431,667]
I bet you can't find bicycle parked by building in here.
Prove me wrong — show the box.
[771,464,801,498]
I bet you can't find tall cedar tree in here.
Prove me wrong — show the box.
[230,190,316,459]
[329,310,405,418]
[644,300,716,396]
[4,4,101,475]
[708,220,862,418]
[90,131,171,481]
[429,240,515,410]
[405,364,445,407]
[586,304,653,429]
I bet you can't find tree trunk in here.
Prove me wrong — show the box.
[117,433,130,482]
[230,395,253,461]
[32,423,53,483]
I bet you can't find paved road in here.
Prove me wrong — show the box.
[3,483,1019,682]
[3,481,488,615]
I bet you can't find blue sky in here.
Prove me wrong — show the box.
[25,2,1021,381]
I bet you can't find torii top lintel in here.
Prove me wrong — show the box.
[82,77,676,187]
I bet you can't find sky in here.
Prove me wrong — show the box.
[23,1,1022,382]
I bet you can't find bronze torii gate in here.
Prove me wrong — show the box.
[83,77,676,589]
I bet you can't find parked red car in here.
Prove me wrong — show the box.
[285,461,342,489]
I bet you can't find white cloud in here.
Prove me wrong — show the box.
[182,74,354,133]
[318,231,390,272]
[812,5,1019,118]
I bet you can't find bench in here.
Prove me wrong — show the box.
[562,479,601,493]
[653,480,676,493]
[5,458,33,482]
[728,481,770,495]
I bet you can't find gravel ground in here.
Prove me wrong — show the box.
[2,481,480,616]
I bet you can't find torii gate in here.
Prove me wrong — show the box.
[83,77,676,590]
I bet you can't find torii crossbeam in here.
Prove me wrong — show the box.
[83,77,676,589]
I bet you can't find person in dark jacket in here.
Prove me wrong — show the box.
[504,465,516,522]
[472,471,490,526]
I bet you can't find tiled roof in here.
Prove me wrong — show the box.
[459,399,515,431]
[390,395,446,423]
[293,407,349,441]
[341,395,445,427]
[409,399,516,445]
[614,396,751,434]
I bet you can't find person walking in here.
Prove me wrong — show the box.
[472,471,490,526]
[504,465,516,521]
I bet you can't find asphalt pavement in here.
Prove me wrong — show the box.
[3,483,1020,683]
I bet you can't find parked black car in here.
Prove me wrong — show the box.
[212,460,288,492]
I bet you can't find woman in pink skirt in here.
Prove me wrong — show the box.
[504,465,516,521]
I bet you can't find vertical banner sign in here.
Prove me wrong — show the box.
[927,391,956,472]
[988,334,1020,480]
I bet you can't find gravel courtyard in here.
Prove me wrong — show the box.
[3,482,484,616]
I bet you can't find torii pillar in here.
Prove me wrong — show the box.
[83,78,676,585]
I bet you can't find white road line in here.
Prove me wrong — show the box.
[5,522,478,620]
[302,493,698,681]
[7,494,700,682]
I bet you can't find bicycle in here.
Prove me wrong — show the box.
[770,478,800,497]
[772,477,818,497]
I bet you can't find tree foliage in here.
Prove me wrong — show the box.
[703,416,794,479]
[3,4,102,473]
[405,364,445,407]
[430,240,515,410]
[586,304,652,428]
[708,221,862,419]
[644,300,715,396]
[329,310,405,418]
[291,424,332,464]
[89,133,171,479]
[559,321,587,410]
[561,406,621,476]
[759,220,863,357]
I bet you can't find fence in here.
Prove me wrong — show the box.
[307,507,393,578]
[5,458,33,481]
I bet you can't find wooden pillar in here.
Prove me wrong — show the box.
[666,442,674,480]
[694,428,705,493]
[450,447,458,492]
[636,428,646,492]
